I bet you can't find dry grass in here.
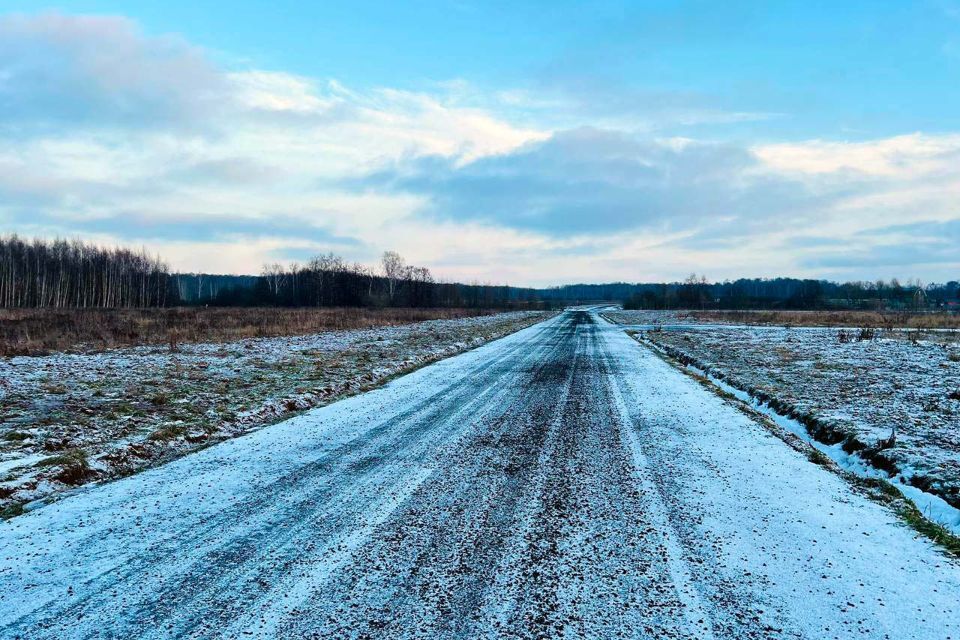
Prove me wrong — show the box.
[0,307,498,356]
[37,448,92,485]
[687,309,960,329]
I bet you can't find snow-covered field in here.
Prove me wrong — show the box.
[2,309,958,639]
[0,310,549,514]
[607,310,960,515]
[604,309,713,326]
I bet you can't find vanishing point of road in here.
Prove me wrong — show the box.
[2,310,959,639]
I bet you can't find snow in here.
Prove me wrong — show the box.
[600,317,960,638]
[1,309,958,638]
[639,335,960,534]
[0,453,46,476]
[0,311,548,511]
[606,311,960,521]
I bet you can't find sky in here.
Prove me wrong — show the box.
[1,1,959,285]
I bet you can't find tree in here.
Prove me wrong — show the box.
[0,235,176,308]
[381,251,405,303]
[261,263,286,299]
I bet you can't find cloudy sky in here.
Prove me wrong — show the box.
[1,1,959,285]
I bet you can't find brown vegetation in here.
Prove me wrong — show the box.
[0,307,497,356]
[687,309,960,329]
[0,310,547,511]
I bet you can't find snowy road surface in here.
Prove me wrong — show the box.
[2,310,959,639]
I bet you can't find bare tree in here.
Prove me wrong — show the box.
[381,251,405,303]
[306,252,346,306]
[0,235,174,308]
[406,265,434,307]
[261,263,286,298]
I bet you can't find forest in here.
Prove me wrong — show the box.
[619,274,960,311]
[0,236,174,308]
[0,237,540,309]
[177,251,541,309]
[1,235,958,311]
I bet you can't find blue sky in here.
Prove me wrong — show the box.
[7,0,958,138]
[1,1,959,283]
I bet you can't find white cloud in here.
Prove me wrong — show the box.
[0,12,225,128]
[230,71,336,114]
[0,12,548,275]
[754,133,960,177]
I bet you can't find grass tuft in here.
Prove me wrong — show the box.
[806,447,833,467]
[37,448,91,485]
[148,425,187,442]
[149,393,170,407]
[0,503,25,519]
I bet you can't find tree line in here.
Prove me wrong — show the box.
[0,236,174,308]
[0,236,541,310]
[622,275,960,311]
[188,251,542,309]
[2,235,957,311]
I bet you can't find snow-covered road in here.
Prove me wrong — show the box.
[2,310,959,639]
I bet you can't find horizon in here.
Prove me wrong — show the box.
[1,2,959,286]
[4,232,955,290]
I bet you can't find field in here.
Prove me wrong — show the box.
[0,310,550,515]
[606,309,960,515]
[0,306,507,356]
[605,308,960,329]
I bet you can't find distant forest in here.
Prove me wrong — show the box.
[0,237,537,309]
[615,274,960,311]
[1,236,958,311]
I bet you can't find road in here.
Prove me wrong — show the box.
[2,310,959,639]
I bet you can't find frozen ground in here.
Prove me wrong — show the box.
[605,308,960,331]
[604,309,711,326]
[0,309,959,639]
[607,310,960,512]
[0,311,548,514]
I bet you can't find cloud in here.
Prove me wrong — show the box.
[5,208,361,246]
[356,127,838,235]
[351,125,960,281]
[1,11,959,282]
[0,12,548,273]
[755,133,960,177]
[0,13,544,146]
[525,72,781,130]
[799,219,960,272]
[0,13,226,131]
